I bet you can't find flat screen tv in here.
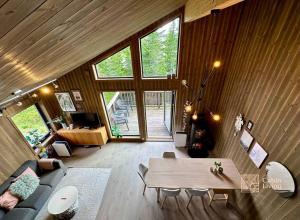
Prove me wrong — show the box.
[71,112,100,129]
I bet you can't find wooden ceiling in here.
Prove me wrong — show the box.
[0,0,185,104]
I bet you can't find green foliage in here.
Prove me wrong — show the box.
[25,129,44,146]
[103,92,116,104]
[141,18,179,77]
[96,47,133,78]
[11,105,49,146]
[95,18,179,79]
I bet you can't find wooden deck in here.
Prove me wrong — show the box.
[109,106,171,137]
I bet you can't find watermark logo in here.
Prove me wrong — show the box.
[241,174,283,193]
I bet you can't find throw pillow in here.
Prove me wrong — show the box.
[13,167,38,182]
[9,175,39,200]
[38,159,58,170]
[0,190,19,210]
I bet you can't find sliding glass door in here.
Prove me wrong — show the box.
[102,91,140,137]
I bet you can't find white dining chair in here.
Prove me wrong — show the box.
[137,163,148,195]
[185,188,209,208]
[161,188,181,209]
[162,151,176,158]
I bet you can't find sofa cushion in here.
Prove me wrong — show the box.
[9,175,40,200]
[16,185,52,210]
[0,178,14,195]
[11,161,40,178]
[2,207,36,220]
[39,168,64,187]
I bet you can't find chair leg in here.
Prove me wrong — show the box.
[175,196,180,209]
[161,196,167,209]
[208,191,214,206]
[143,184,146,195]
[186,195,193,208]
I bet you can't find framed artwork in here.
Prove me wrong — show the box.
[240,129,254,152]
[55,92,76,112]
[247,120,254,130]
[71,90,83,101]
[249,142,268,168]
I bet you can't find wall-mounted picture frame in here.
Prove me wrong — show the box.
[247,120,254,130]
[240,129,254,152]
[249,142,268,168]
[71,90,83,101]
[55,92,76,112]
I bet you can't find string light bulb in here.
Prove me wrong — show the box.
[212,113,221,121]
[213,60,221,68]
[185,104,192,113]
[192,111,198,120]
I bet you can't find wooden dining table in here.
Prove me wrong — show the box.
[145,158,247,202]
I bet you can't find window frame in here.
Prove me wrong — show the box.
[93,45,135,80]
[139,16,181,79]
[12,103,51,146]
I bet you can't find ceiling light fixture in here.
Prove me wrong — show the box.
[0,79,57,107]
[31,93,38,98]
[182,60,222,128]
[52,82,59,89]
[40,87,51,94]
[16,101,22,106]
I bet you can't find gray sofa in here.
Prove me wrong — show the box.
[0,160,66,220]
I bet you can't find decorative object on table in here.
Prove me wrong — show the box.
[48,116,67,129]
[71,90,83,101]
[247,120,254,130]
[36,168,111,220]
[48,186,79,219]
[181,60,222,128]
[265,161,295,198]
[234,113,244,136]
[210,161,223,175]
[240,129,254,152]
[55,92,76,112]
[249,142,268,168]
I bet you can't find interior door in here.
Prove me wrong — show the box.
[163,91,174,134]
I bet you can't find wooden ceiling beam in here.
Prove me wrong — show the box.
[184,0,243,22]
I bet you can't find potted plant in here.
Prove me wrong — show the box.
[210,161,224,175]
[111,125,122,138]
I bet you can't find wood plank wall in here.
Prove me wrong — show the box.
[0,116,36,184]
[214,0,300,219]
[41,5,243,139]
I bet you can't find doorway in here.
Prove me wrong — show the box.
[144,91,175,140]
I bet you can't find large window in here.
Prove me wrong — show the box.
[140,18,180,78]
[11,105,50,146]
[95,46,133,79]
[102,91,140,137]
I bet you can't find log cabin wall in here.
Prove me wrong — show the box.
[214,0,300,219]
[42,5,243,139]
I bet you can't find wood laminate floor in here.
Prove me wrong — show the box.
[62,142,244,220]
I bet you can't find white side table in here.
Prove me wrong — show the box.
[48,186,78,219]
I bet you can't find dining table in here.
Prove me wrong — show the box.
[145,158,248,202]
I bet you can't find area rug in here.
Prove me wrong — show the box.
[35,168,111,220]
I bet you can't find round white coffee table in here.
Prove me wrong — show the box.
[48,186,78,219]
